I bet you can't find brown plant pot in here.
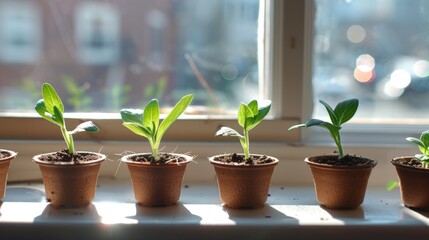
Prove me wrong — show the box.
[209,154,279,209]
[121,153,193,207]
[305,155,377,209]
[0,149,17,200]
[33,151,106,208]
[391,156,429,211]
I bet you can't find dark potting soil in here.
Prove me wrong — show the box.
[38,149,100,163]
[128,153,189,165]
[211,153,275,165]
[309,154,377,167]
[392,157,427,169]
[0,151,11,159]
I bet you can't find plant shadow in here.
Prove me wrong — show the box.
[321,205,365,220]
[223,204,299,224]
[129,202,202,223]
[33,203,101,223]
[3,185,46,202]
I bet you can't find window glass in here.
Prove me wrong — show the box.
[0,0,264,115]
[313,0,429,123]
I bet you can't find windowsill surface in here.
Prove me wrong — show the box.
[1,177,428,240]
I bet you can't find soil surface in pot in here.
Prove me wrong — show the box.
[38,149,100,163]
[211,153,275,165]
[128,153,189,165]
[392,157,426,168]
[0,151,11,159]
[310,154,376,167]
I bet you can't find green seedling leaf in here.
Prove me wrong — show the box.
[35,82,100,155]
[143,99,159,131]
[319,100,338,126]
[215,99,272,160]
[238,103,255,129]
[215,126,243,138]
[157,94,193,142]
[121,94,194,160]
[122,122,152,139]
[386,180,399,191]
[69,121,99,135]
[42,83,64,114]
[288,98,359,159]
[334,98,359,125]
[120,109,144,126]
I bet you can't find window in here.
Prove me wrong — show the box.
[0,0,298,144]
[313,0,429,125]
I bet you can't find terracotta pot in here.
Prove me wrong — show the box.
[121,153,193,207]
[209,154,279,209]
[391,156,429,211]
[0,149,17,199]
[33,151,106,208]
[305,155,377,209]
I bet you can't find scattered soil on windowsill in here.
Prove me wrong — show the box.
[37,149,101,164]
[308,154,377,167]
[127,153,189,165]
[211,153,275,165]
[0,151,11,159]
[392,157,428,169]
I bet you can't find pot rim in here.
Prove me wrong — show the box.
[121,152,193,166]
[33,151,106,166]
[208,153,279,168]
[0,149,17,162]
[305,154,377,169]
[391,156,429,172]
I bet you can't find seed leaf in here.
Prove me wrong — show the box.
[334,98,359,125]
[143,99,160,131]
[215,126,243,138]
[120,109,144,127]
[319,100,338,126]
[42,83,64,114]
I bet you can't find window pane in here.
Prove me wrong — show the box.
[0,0,264,115]
[313,0,429,123]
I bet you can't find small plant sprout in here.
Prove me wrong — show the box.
[120,94,194,161]
[405,130,429,169]
[215,99,271,160]
[35,83,99,156]
[288,98,359,159]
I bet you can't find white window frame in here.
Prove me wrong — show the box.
[1,0,417,184]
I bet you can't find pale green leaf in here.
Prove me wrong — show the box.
[42,83,64,114]
[69,121,99,135]
[122,123,152,139]
[120,109,143,126]
[157,94,193,143]
[215,126,243,138]
[143,99,159,131]
[247,100,271,131]
[238,103,254,129]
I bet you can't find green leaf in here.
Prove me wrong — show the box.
[420,131,429,149]
[53,105,64,126]
[35,99,57,125]
[319,100,338,126]
[120,109,144,126]
[122,123,152,139]
[69,121,99,135]
[386,180,399,191]
[247,100,271,131]
[157,94,193,143]
[143,99,160,131]
[238,103,254,129]
[215,126,243,138]
[305,119,341,137]
[247,100,259,116]
[406,137,425,149]
[42,83,64,114]
[334,98,359,125]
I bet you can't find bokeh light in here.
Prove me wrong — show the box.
[347,25,366,43]
[356,54,375,72]
[354,67,375,83]
[389,69,411,89]
[413,60,429,78]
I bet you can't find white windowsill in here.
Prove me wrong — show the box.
[0,177,428,240]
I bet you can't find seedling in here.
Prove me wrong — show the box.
[288,98,359,159]
[405,130,429,169]
[215,99,271,160]
[35,83,99,156]
[120,94,194,161]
